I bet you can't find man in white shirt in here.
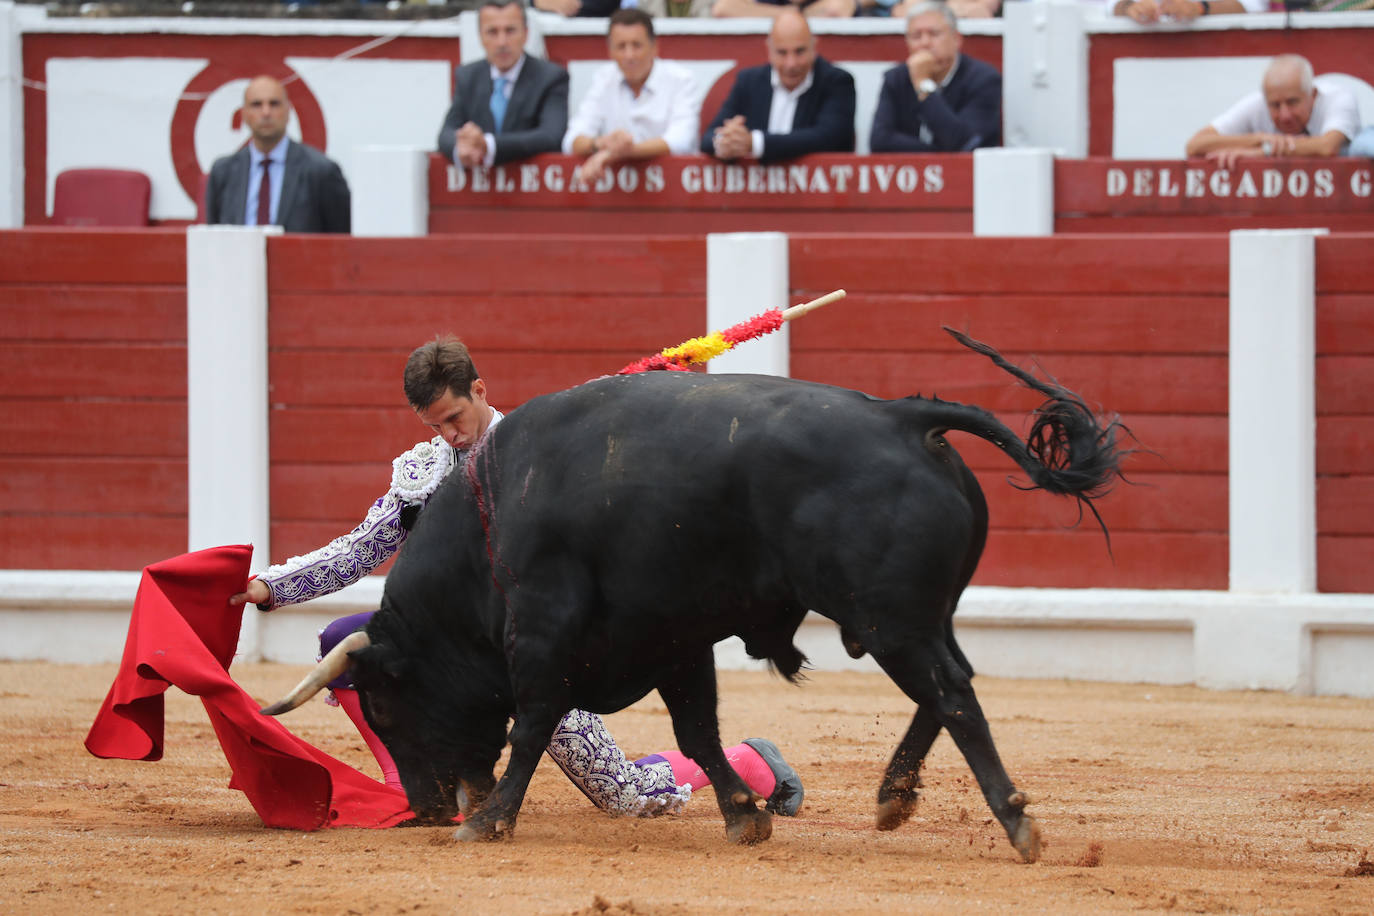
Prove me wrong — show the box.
[1185,54,1360,168]
[562,8,703,184]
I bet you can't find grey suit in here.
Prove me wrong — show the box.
[205,139,351,234]
[437,55,569,166]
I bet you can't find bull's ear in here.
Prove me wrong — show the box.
[349,643,410,682]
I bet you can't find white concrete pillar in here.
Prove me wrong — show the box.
[186,225,277,660]
[351,145,429,237]
[1228,228,1324,593]
[706,232,789,377]
[0,0,22,228]
[1001,0,1088,156]
[973,148,1055,236]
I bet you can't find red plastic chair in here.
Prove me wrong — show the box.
[51,168,152,227]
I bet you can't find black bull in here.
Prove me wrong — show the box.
[273,331,1126,861]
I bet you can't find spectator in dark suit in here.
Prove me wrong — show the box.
[700,10,856,163]
[205,75,350,233]
[870,2,1002,153]
[437,0,569,169]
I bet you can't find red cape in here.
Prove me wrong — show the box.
[84,545,413,830]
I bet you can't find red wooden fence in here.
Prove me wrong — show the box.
[1315,233,1374,593]
[0,228,188,569]
[263,233,707,566]
[4,228,1369,593]
[788,233,1231,590]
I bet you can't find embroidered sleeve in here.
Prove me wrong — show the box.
[257,437,454,608]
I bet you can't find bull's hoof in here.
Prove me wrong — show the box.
[874,795,917,831]
[1010,814,1042,864]
[726,809,773,846]
[453,818,513,843]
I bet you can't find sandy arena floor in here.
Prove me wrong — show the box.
[2,662,1371,915]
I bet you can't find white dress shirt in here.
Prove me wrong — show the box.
[1211,75,1360,143]
[562,58,702,156]
[746,67,816,160]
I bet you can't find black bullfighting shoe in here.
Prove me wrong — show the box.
[743,737,804,817]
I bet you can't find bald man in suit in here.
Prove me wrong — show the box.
[205,75,351,233]
[437,0,570,169]
[700,10,855,164]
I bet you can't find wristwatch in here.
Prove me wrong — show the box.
[1261,139,1274,156]
[917,78,938,97]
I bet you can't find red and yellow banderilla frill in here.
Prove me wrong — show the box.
[617,289,846,375]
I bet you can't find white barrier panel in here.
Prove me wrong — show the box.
[186,225,276,660]
[1002,0,1088,156]
[352,145,429,237]
[1228,229,1323,593]
[0,0,21,228]
[973,147,1054,237]
[713,589,1374,697]
[707,232,789,377]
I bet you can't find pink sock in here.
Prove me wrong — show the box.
[654,743,776,798]
[334,688,404,791]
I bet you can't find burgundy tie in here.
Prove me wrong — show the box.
[256,160,272,226]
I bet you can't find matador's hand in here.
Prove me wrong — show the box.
[229,578,271,607]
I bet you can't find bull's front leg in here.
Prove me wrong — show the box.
[453,705,560,842]
[658,650,772,845]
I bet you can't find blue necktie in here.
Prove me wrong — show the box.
[490,76,508,132]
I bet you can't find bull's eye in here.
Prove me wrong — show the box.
[367,696,393,729]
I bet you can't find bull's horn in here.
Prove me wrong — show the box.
[259,630,371,716]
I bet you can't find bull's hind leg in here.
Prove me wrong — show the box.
[873,638,1040,863]
[875,703,940,831]
[658,649,772,845]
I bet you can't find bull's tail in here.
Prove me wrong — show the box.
[922,327,1131,543]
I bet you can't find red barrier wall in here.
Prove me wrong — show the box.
[263,234,707,565]
[787,233,1231,590]
[429,153,973,235]
[4,229,1368,593]
[0,228,188,569]
[1315,233,1374,593]
[1055,159,1374,233]
[430,155,1374,237]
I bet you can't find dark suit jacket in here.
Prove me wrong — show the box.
[699,57,856,163]
[436,55,569,166]
[869,53,1002,154]
[205,140,351,233]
